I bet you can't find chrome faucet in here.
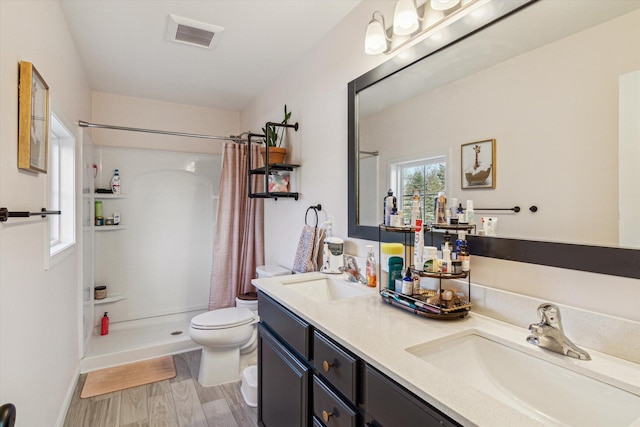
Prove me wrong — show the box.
[526,303,591,360]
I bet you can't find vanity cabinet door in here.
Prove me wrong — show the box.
[258,324,311,427]
[364,365,460,427]
[258,291,311,359]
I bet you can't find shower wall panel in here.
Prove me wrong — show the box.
[93,146,221,324]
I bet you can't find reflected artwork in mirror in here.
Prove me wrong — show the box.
[348,0,640,279]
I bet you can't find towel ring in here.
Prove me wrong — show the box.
[305,204,322,226]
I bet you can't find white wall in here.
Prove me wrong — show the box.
[91,92,240,154]
[0,1,91,425]
[241,2,640,323]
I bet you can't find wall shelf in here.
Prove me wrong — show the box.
[247,121,300,200]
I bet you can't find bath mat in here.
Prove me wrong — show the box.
[81,356,176,398]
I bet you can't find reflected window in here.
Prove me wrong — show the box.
[392,156,445,225]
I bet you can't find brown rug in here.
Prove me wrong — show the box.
[81,356,176,398]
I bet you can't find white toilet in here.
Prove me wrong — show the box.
[189,265,290,387]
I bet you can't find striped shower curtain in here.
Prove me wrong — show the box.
[209,142,264,309]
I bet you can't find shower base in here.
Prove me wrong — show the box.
[80,310,205,373]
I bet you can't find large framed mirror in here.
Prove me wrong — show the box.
[348,0,640,279]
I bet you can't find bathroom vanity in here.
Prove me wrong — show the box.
[257,291,458,427]
[253,273,640,427]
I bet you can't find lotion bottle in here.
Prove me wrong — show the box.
[466,200,475,225]
[111,169,121,194]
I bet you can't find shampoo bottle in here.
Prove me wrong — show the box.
[111,169,121,194]
[101,312,109,336]
[383,190,397,227]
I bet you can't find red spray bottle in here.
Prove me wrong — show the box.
[101,312,109,336]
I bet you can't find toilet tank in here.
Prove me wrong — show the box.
[256,265,291,278]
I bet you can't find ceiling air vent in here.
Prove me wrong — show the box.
[166,14,225,49]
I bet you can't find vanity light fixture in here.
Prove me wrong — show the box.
[365,0,489,55]
[364,11,391,55]
[431,0,461,11]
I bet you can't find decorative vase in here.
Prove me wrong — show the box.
[260,146,287,165]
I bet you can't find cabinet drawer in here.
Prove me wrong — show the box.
[258,291,311,359]
[313,331,358,402]
[313,375,358,427]
[364,365,460,427]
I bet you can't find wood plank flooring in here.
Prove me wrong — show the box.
[64,350,257,427]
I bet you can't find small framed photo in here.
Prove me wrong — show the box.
[461,139,496,189]
[18,61,49,173]
[268,171,290,192]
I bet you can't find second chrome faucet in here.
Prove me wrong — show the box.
[526,303,591,360]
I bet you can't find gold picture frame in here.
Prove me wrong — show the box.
[461,139,496,189]
[18,61,49,173]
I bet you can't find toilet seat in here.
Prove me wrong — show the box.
[190,307,257,330]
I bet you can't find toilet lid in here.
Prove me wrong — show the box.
[191,307,256,329]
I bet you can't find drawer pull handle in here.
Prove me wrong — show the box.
[322,360,335,372]
[322,410,333,422]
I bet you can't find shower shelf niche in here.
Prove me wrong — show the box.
[95,226,127,232]
[94,294,127,305]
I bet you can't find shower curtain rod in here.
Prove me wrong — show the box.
[78,120,252,143]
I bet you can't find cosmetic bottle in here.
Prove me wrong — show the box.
[435,192,447,224]
[423,246,438,272]
[402,267,414,295]
[101,312,109,336]
[410,190,421,227]
[111,169,121,194]
[383,189,396,226]
[414,219,424,271]
[441,230,451,251]
[466,200,475,225]
[459,241,470,272]
[455,230,466,258]
[442,248,451,273]
[366,245,377,287]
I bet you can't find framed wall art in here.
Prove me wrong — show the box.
[18,61,49,173]
[461,139,496,189]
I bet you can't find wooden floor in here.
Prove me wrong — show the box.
[64,350,257,427]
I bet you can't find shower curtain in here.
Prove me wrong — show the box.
[209,142,264,309]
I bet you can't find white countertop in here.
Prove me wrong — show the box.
[253,272,640,427]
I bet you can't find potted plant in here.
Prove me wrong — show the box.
[261,105,291,165]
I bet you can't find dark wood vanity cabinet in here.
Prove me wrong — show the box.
[257,291,461,427]
[364,365,460,427]
[258,324,310,427]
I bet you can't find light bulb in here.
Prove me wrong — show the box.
[393,0,419,36]
[365,17,388,54]
[431,0,460,11]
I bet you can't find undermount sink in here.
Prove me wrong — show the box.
[406,331,640,426]
[282,276,375,303]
